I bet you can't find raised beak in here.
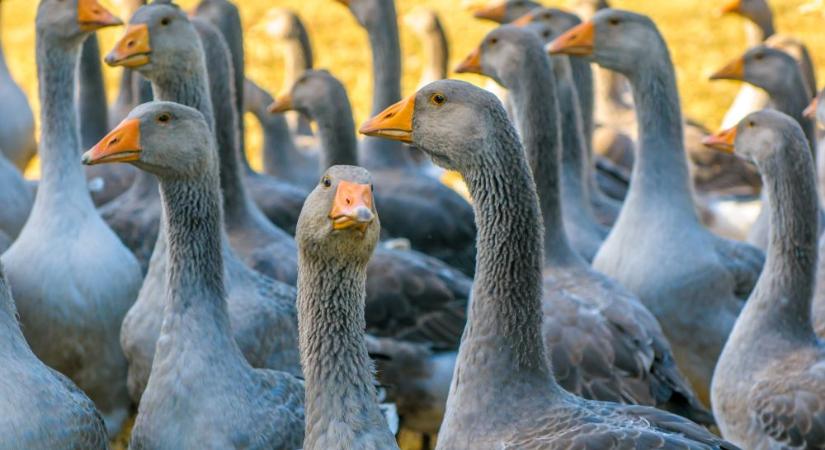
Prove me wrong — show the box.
[511,12,535,27]
[702,127,737,153]
[82,119,142,165]
[105,23,151,68]
[710,56,745,81]
[803,97,819,119]
[359,95,415,143]
[455,46,483,75]
[329,180,375,233]
[267,93,294,114]
[473,1,507,23]
[78,0,123,31]
[717,0,742,15]
[547,20,595,55]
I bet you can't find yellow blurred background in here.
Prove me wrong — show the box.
[2,0,825,179]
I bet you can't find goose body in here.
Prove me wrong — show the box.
[83,102,304,449]
[707,110,825,450]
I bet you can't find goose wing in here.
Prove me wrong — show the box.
[748,370,825,448]
[713,237,765,300]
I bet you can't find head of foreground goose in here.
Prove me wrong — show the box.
[704,109,810,168]
[360,79,508,173]
[546,9,663,75]
[37,0,122,43]
[81,101,215,180]
[710,45,800,93]
[104,1,200,76]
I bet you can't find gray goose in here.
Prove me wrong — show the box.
[194,0,309,237]
[105,2,300,401]
[454,25,710,424]
[0,0,37,171]
[296,165,399,450]
[705,110,825,449]
[83,101,304,449]
[550,9,765,405]
[0,260,108,449]
[711,45,822,251]
[361,79,737,450]
[1,0,140,436]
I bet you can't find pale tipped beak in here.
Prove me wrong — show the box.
[329,181,375,233]
[106,23,152,68]
[547,20,595,56]
[78,0,123,31]
[702,127,737,153]
[710,56,746,81]
[359,95,416,144]
[82,118,142,165]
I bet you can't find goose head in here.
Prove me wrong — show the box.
[82,101,215,180]
[511,7,583,42]
[455,25,547,87]
[296,165,379,264]
[547,8,663,75]
[471,0,541,24]
[717,0,773,29]
[268,69,350,123]
[360,79,505,172]
[261,8,303,40]
[36,0,122,43]
[710,45,798,94]
[105,1,200,76]
[704,109,807,167]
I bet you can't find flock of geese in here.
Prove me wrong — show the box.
[1,0,825,448]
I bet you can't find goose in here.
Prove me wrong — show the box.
[711,45,821,251]
[718,0,817,128]
[0,260,108,449]
[262,8,315,137]
[244,78,318,185]
[105,2,301,401]
[403,8,448,89]
[454,25,710,423]
[1,0,140,436]
[704,110,825,449]
[549,9,765,404]
[78,33,139,207]
[107,2,299,284]
[0,0,37,171]
[107,0,147,127]
[84,101,305,449]
[271,70,478,276]
[361,78,737,450]
[194,0,309,236]
[296,164,399,450]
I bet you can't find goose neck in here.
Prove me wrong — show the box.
[261,112,300,174]
[419,23,448,85]
[507,56,581,266]
[34,33,95,210]
[297,255,389,444]
[568,56,595,153]
[624,57,697,219]
[556,70,595,221]
[281,29,313,91]
[764,73,817,151]
[77,34,109,149]
[745,15,775,45]
[152,70,214,130]
[314,100,359,169]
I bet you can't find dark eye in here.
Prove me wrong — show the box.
[370,184,375,192]
[157,113,171,123]
[747,120,756,127]
[542,30,551,38]
[160,17,171,26]
[430,93,446,105]
[543,13,552,20]
[322,177,332,188]
[608,18,621,26]
[754,53,764,61]
[489,37,498,45]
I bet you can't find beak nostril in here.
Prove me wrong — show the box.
[127,40,135,48]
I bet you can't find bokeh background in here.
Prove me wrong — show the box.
[2,0,825,178]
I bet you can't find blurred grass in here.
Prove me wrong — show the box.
[3,0,824,178]
[3,0,824,448]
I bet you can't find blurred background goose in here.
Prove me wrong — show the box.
[0,0,36,171]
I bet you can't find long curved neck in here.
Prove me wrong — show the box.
[360,2,411,169]
[739,146,817,343]
[568,56,594,153]
[761,70,817,152]
[459,122,557,390]
[418,21,448,86]
[314,95,359,169]
[282,24,313,91]
[744,13,775,45]
[34,32,95,211]
[297,253,391,446]
[624,51,697,221]
[77,34,109,149]
[506,53,580,266]
[255,104,301,176]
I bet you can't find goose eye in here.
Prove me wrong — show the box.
[608,18,621,26]
[489,37,498,45]
[157,113,171,123]
[430,93,446,106]
[160,17,171,26]
[542,30,551,38]
[748,121,756,127]
[754,53,764,61]
[371,184,375,192]
[543,13,552,20]
[322,177,332,188]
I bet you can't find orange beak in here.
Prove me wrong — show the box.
[473,1,507,23]
[105,23,151,68]
[511,12,535,27]
[359,95,416,144]
[803,97,819,119]
[717,0,743,15]
[547,20,594,55]
[455,46,483,75]
[333,0,351,5]
[267,93,294,114]
[78,0,123,31]
[82,119,142,165]
[329,180,375,233]
[702,127,737,153]
[710,56,745,81]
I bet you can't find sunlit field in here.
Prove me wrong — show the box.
[3,0,825,448]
